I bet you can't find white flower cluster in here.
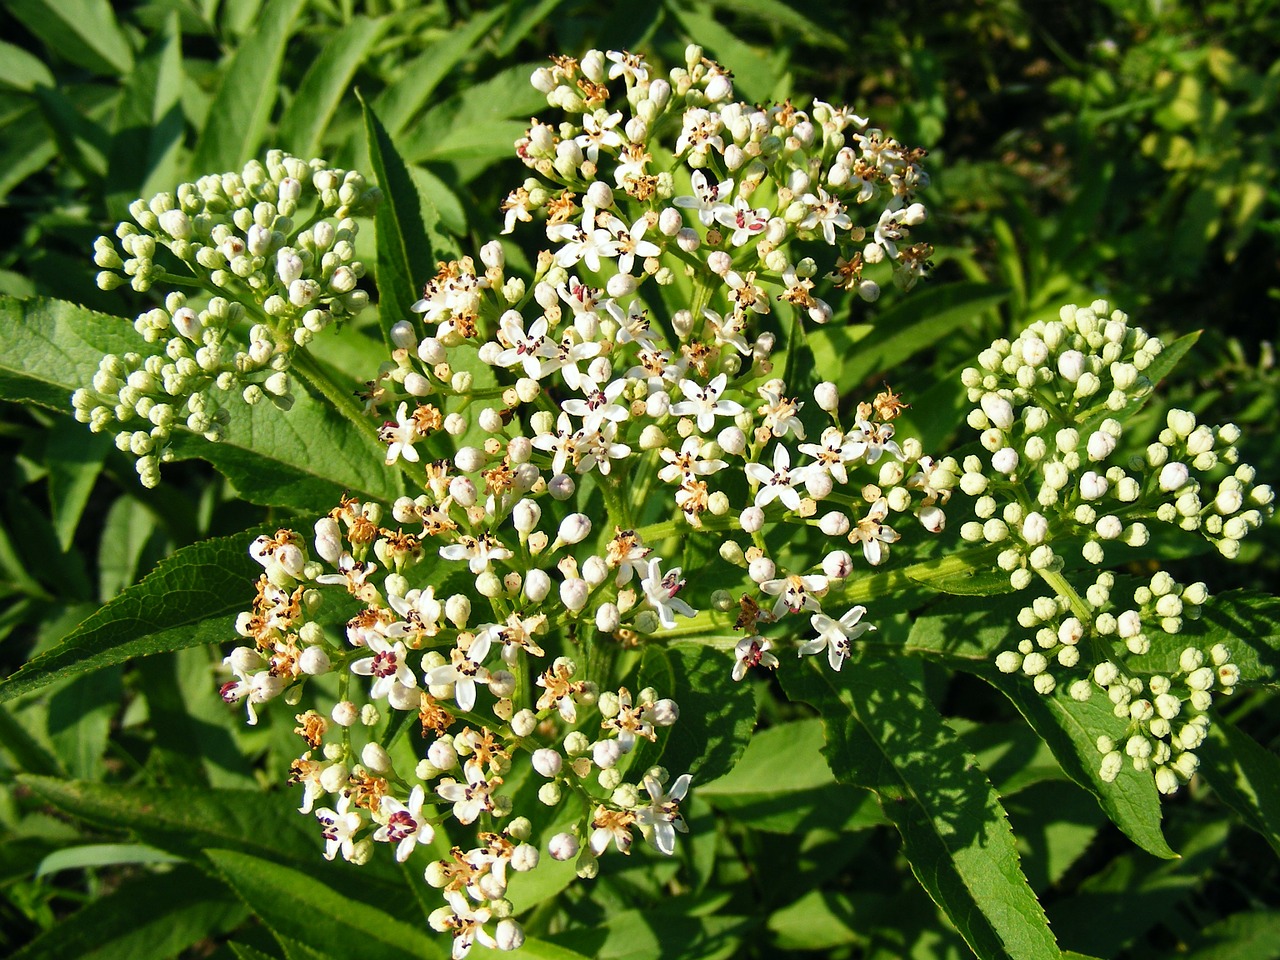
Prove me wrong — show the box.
[210,49,949,956]
[72,150,378,487]
[223,503,689,958]
[963,300,1272,794]
[366,47,949,685]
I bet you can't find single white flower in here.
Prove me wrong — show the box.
[801,606,875,670]
[350,636,418,700]
[315,794,362,861]
[635,773,692,855]
[672,169,733,225]
[732,636,779,681]
[374,785,434,861]
[745,444,803,511]
[379,402,421,465]
[639,557,697,629]
[670,372,744,433]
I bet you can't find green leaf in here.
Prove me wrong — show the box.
[97,495,163,599]
[106,16,185,218]
[637,642,756,784]
[0,39,56,91]
[697,718,887,833]
[372,8,505,139]
[46,417,110,552]
[207,850,447,960]
[666,2,780,104]
[906,595,1177,859]
[1188,590,1280,687]
[166,372,403,511]
[766,890,864,951]
[360,92,436,347]
[0,703,65,777]
[47,666,121,779]
[0,102,58,201]
[33,84,112,181]
[7,0,133,75]
[1198,719,1280,857]
[0,296,140,410]
[1078,329,1200,435]
[781,656,1061,960]
[474,938,593,960]
[9,865,246,960]
[703,0,847,51]
[550,908,752,960]
[496,0,571,56]
[0,532,257,704]
[1182,911,1280,960]
[20,776,321,867]
[35,843,184,878]
[400,64,545,182]
[190,0,305,173]
[276,16,389,160]
[809,282,1008,389]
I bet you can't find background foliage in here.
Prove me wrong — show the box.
[0,0,1277,957]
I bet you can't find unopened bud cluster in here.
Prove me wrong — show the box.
[967,300,1271,794]
[959,300,1272,584]
[72,150,379,486]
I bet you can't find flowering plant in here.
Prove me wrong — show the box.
[2,32,1278,960]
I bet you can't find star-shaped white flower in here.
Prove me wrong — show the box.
[374,785,434,862]
[744,444,802,511]
[379,402,421,465]
[801,606,875,670]
[635,773,692,855]
[672,169,732,225]
[670,372,743,433]
[350,636,418,701]
[732,636,779,681]
[639,557,697,629]
[315,794,362,861]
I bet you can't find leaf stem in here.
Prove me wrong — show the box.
[1036,564,1093,623]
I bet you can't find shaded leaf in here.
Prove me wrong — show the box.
[207,850,447,960]
[0,532,257,704]
[360,93,435,347]
[0,39,56,91]
[106,16,185,217]
[637,642,756,784]
[46,417,110,552]
[906,594,1177,859]
[1198,718,1280,857]
[781,656,1060,960]
[191,0,306,173]
[35,843,184,878]
[276,16,388,160]
[7,0,133,75]
[9,865,245,960]
[373,9,505,138]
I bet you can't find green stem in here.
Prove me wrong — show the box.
[289,350,423,492]
[830,543,1006,605]
[1036,564,1093,623]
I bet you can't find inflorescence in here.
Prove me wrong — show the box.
[960,301,1273,793]
[216,46,944,957]
[72,150,379,487]
[74,44,1274,960]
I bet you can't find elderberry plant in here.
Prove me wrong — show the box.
[14,43,1272,960]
